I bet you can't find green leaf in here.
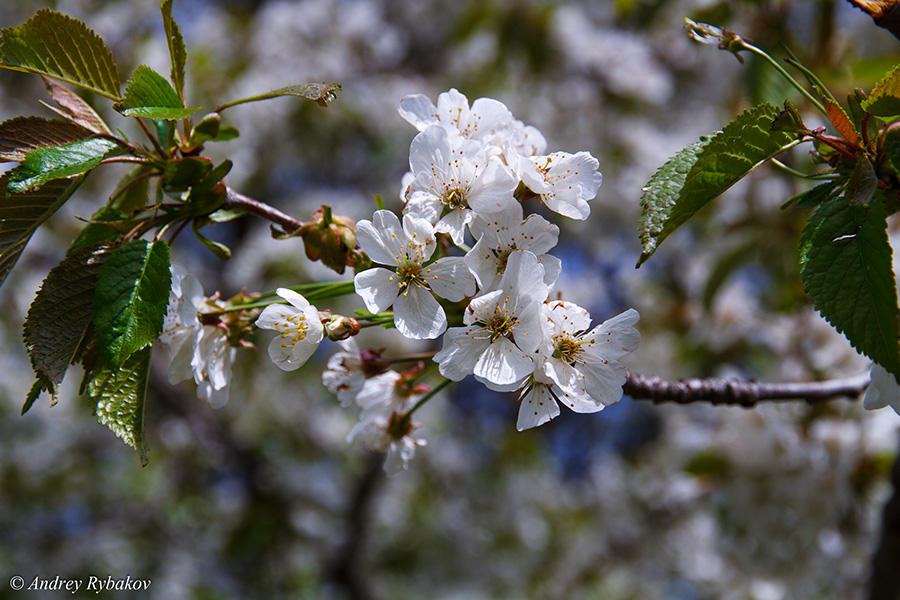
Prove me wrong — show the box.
[0,174,83,290]
[41,77,112,135]
[113,65,199,120]
[23,243,114,389]
[783,180,841,210]
[0,9,119,99]
[109,164,152,215]
[637,139,710,266]
[885,130,900,178]
[160,0,187,104]
[218,82,341,111]
[163,156,213,193]
[8,138,121,193]
[637,103,798,266]
[92,239,172,368]
[192,220,231,260]
[862,64,900,119]
[800,193,900,377]
[846,155,878,206]
[0,116,91,162]
[68,207,131,255]
[87,345,152,466]
[21,377,51,415]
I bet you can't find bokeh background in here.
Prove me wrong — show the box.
[0,0,899,598]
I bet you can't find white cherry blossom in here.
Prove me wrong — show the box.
[398,87,513,144]
[539,301,640,407]
[354,209,475,339]
[863,364,900,416]
[158,265,236,408]
[255,288,324,371]
[518,151,603,220]
[434,251,549,386]
[466,201,561,291]
[322,338,367,406]
[404,125,518,244]
[347,370,428,475]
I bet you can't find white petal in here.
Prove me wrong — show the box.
[542,300,592,336]
[864,364,900,412]
[516,383,560,431]
[394,285,446,339]
[199,381,230,409]
[539,254,562,289]
[474,337,535,386]
[586,308,641,360]
[427,257,476,301]
[434,327,490,381]
[401,213,437,261]
[409,125,452,176]
[521,213,559,255]
[275,288,313,311]
[465,289,505,325]
[357,210,405,266]
[268,335,301,371]
[466,160,517,213]
[464,236,501,291]
[398,93,439,130]
[354,267,401,313]
[500,251,549,305]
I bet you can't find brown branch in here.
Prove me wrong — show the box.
[223,187,304,234]
[624,369,871,407]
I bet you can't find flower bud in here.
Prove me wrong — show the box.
[323,313,360,341]
[298,206,358,274]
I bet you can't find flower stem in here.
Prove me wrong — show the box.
[405,378,451,418]
[740,43,828,116]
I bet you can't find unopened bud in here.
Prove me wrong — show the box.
[324,313,360,341]
[298,206,358,274]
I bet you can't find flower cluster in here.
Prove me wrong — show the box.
[248,89,640,472]
[339,89,640,468]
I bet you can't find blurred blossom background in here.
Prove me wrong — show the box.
[0,0,898,598]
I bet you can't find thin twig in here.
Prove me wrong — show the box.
[223,187,304,234]
[624,369,870,407]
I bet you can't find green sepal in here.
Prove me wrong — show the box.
[114,64,199,120]
[23,243,114,389]
[0,9,120,99]
[92,239,172,368]
[0,174,84,291]
[207,207,245,223]
[800,192,900,377]
[7,138,121,193]
[87,345,152,466]
[637,103,798,266]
